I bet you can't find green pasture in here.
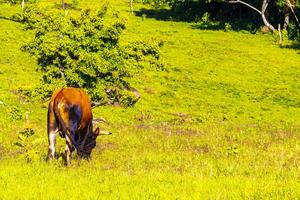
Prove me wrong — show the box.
[0,0,299,199]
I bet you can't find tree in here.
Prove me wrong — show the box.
[228,0,275,31]
[130,0,134,14]
[21,6,164,106]
[285,0,300,27]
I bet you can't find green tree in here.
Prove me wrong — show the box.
[22,6,164,106]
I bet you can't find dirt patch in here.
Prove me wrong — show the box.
[135,122,204,136]
[94,142,118,154]
[192,144,210,154]
[11,89,26,104]
[135,113,152,122]
[144,87,155,94]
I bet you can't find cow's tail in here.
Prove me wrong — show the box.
[55,108,78,151]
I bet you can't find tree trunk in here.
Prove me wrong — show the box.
[62,0,65,10]
[228,0,275,32]
[21,0,25,10]
[130,0,134,15]
[286,0,300,27]
[283,9,290,29]
[261,0,275,32]
[278,24,282,47]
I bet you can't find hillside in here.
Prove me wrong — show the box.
[0,0,300,199]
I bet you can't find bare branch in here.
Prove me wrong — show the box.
[229,0,275,32]
[91,101,106,108]
[228,0,261,14]
[262,0,269,13]
[278,24,282,47]
[261,0,275,31]
[286,0,300,27]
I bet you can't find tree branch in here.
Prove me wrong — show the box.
[228,0,275,32]
[286,0,300,27]
[262,0,268,13]
[130,0,134,15]
[91,101,106,108]
[261,0,275,31]
[228,0,261,14]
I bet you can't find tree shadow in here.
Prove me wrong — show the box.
[135,7,260,32]
[135,8,198,22]
[135,8,226,31]
[191,22,225,31]
[282,43,300,53]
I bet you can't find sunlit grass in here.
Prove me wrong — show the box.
[0,0,300,199]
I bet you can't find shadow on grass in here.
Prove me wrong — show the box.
[135,8,259,32]
[135,8,226,31]
[191,22,225,31]
[135,8,201,22]
[0,15,13,21]
[282,43,300,52]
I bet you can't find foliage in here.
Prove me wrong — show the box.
[15,127,40,162]
[12,5,47,29]
[287,23,300,41]
[21,6,164,106]
[8,105,23,120]
[71,0,80,9]
[141,0,300,37]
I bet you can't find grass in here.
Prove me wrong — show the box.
[0,0,300,199]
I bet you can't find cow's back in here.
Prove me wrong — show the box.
[48,87,99,162]
[51,88,92,132]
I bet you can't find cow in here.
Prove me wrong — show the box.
[47,87,110,164]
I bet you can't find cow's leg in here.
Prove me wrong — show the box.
[65,133,75,165]
[48,129,57,160]
[57,104,80,165]
[47,101,58,160]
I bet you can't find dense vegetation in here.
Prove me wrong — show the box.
[15,5,164,106]
[141,0,300,40]
[0,0,299,199]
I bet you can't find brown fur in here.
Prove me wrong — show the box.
[47,87,99,163]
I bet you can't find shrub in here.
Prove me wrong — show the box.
[9,105,23,120]
[287,23,300,42]
[12,5,46,29]
[15,127,40,162]
[21,6,164,106]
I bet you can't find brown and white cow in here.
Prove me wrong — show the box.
[47,87,110,164]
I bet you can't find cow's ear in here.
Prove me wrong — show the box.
[94,127,100,137]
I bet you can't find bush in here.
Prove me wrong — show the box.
[15,127,40,163]
[12,5,47,29]
[21,6,164,106]
[287,23,300,42]
[8,105,23,120]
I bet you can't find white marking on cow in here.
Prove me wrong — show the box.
[99,131,112,135]
[48,130,57,160]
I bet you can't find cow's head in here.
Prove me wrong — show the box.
[77,126,112,158]
[77,127,100,158]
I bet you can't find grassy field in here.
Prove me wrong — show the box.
[0,0,300,199]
